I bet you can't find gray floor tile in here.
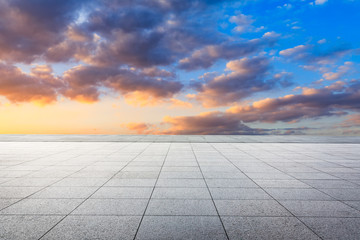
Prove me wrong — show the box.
[210,188,272,200]
[344,201,360,211]
[0,187,42,198]
[159,171,203,179]
[42,216,141,240]
[206,178,258,188]
[288,172,338,180]
[114,171,159,179]
[152,187,211,199]
[280,200,360,217]
[162,166,200,172]
[0,199,20,210]
[222,216,320,240]
[52,177,109,186]
[104,178,157,187]
[1,198,83,215]
[156,178,206,188]
[302,179,359,189]
[136,216,227,240]
[254,179,311,188]
[245,172,294,180]
[0,215,64,240]
[202,172,248,179]
[91,187,153,198]
[146,199,217,215]
[265,188,333,200]
[300,217,360,240]
[1,178,60,187]
[72,199,148,215]
[1,140,360,239]
[320,188,360,200]
[215,200,291,216]
[30,186,98,198]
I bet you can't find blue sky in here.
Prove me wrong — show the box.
[0,0,359,135]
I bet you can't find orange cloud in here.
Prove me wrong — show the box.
[123,122,159,134]
[0,63,63,105]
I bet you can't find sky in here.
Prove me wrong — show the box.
[0,0,360,135]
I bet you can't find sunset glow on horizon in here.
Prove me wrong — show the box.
[1,0,360,135]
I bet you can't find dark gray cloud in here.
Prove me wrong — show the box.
[0,0,231,103]
[193,57,291,107]
[161,112,259,135]
[153,80,360,134]
[62,65,183,102]
[0,0,86,63]
[280,43,352,65]
[228,80,360,123]
[179,32,279,71]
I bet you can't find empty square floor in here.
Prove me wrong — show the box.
[0,136,360,239]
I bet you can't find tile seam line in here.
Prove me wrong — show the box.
[132,142,172,240]
[0,143,86,183]
[36,141,153,240]
[190,142,230,240]
[267,143,360,214]
[0,142,129,212]
[209,142,324,240]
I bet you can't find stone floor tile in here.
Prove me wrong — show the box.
[104,178,157,187]
[0,215,64,240]
[42,216,141,240]
[210,188,272,200]
[135,216,227,240]
[265,188,333,200]
[300,217,360,240]
[280,200,360,217]
[1,198,83,215]
[91,187,153,199]
[206,178,258,188]
[146,199,217,216]
[222,216,320,240]
[215,200,291,216]
[72,199,148,215]
[30,186,98,199]
[152,187,211,199]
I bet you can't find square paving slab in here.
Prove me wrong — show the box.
[0,135,360,239]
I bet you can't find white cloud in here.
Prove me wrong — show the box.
[230,14,254,33]
[318,39,327,44]
[315,0,328,5]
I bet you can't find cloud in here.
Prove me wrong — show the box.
[123,122,156,134]
[0,0,86,63]
[179,32,279,71]
[123,78,360,135]
[127,113,313,135]
[230,14,254,33]
[315,0,328,5]
[0,0,277,107]
[193,57,291,107]
[64,0,228,68]
[0,0,229,68]
[227,80,360,123]
[339,114,360,128]
[161,112,258,135]
[143,80,360,135]
[0,63,183,106]
[280,43,352,65]
[322,61,354,81]
[62,65,183,104]
[318,39,327,44]
[0,63,63,104]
